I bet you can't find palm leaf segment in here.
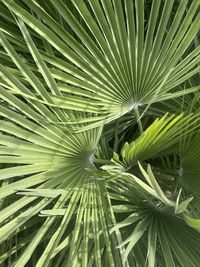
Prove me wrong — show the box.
[0,0,200,267]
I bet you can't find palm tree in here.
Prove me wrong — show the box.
[0,0,200,266]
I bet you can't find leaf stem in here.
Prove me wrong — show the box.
[134,106,143,134]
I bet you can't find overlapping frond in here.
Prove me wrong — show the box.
[0,0,199,130]
[0,67,108,266]
[119,113,200,167]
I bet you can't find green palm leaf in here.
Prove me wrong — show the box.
[0,0,200,266]
[0,0,199,130]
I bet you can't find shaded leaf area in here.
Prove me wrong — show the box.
[0,0,200,267]
[107,178,200,267]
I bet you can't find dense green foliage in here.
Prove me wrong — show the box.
[0,0,200,266]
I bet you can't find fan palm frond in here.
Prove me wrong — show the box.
[0,0,199,130]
